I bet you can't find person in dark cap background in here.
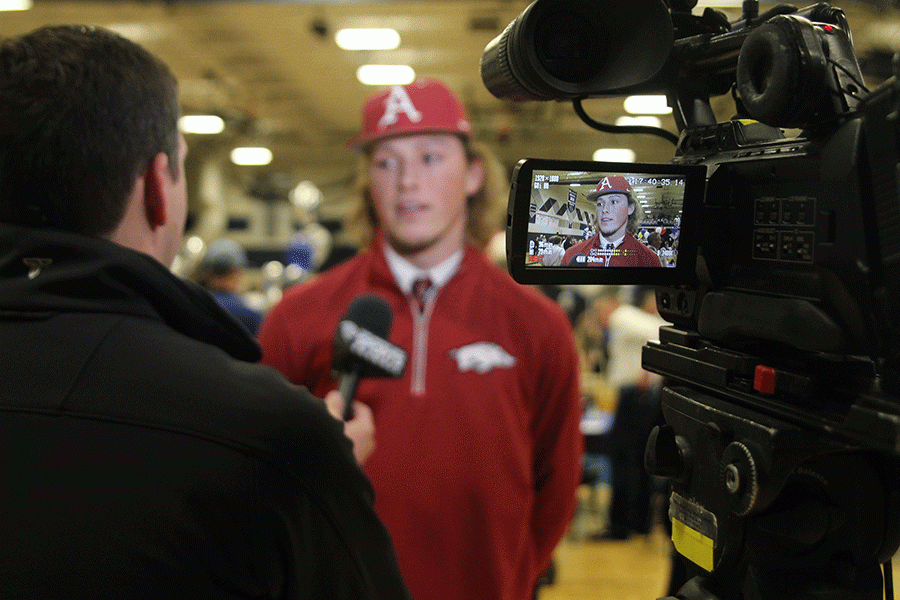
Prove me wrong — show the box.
[563,176,663,267]
[259,77,583,600]
[194,238,264,335]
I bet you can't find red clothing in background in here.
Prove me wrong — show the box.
[563,233,662,267]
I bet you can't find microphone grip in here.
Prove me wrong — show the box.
[338,362,362,421]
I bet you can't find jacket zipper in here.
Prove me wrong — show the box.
[409,296,434,395]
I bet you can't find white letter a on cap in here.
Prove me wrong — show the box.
[378,86,423,130]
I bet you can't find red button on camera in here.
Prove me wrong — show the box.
[754,365,776,395]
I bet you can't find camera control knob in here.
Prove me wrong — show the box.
[645,424,691,481]
[720,441,760,516]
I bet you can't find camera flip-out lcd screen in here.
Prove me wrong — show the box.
[506,158,706,285]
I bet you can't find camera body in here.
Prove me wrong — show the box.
[643,81,900,596]
[485,1,900,598]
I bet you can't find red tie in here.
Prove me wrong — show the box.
[412,277,432,313]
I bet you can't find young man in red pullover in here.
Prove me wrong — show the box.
[258,78,583,600]
[563,176,663,267]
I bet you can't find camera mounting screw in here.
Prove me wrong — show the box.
[724,463,741,493]
[721,441,760,516]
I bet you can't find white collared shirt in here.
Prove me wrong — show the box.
[383,242,463,300]
[597,232,626,249]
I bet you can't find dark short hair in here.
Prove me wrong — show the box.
[0,25,180,236]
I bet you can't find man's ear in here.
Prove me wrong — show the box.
[142,152,171,229]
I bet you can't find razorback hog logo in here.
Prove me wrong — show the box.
[449,342,516,374]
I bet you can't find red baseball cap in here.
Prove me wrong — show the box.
[587,175,633,200]
[348,78,472,149]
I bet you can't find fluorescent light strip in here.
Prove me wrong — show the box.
[336,28,400,51]
[230,147,273,166]
[356,65,415,86]
[623,95,672,115]
[179,115,225,135]
[615,115,662,128]
[0,0,31,10]
[593,148,636,163]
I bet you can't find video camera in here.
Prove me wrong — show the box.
[482,1,900,598]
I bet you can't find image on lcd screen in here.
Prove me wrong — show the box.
[526,169,685,269]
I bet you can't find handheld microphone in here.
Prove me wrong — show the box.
[331,294,407,420]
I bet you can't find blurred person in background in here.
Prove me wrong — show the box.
[541,234,566,266]
[194,238,265,335]
[0,24,409,599]
[258,78,583,600]
[586,286,666,540]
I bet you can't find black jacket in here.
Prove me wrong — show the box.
[0,224,411,599]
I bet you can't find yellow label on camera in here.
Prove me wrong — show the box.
[669,492,717,573]
[672,517,715,572]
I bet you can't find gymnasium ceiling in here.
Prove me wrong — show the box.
[2,0,899,223]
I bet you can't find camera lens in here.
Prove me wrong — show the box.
[481,2,599,101]
[481,0,674,101]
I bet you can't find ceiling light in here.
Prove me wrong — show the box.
[336,28,400,50]
[615,115,662,128]
[179,115,225,135]
[184,236,205,256]
[593,148,636,163]
[0,0,31,10]
[623,95,672,115]
[230,147,273,166]
[356,65,416,86]
[695,0,744,7]
[290,180,323,211]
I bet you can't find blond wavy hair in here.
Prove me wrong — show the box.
[347,137,508,251]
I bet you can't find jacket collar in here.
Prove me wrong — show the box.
[0,224,261,362]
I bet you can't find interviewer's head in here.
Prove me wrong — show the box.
[0,25,185,263]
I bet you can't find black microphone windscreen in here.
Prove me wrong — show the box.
[341,294,392,339]
[332,294,406,378]
[331,294,406,420]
